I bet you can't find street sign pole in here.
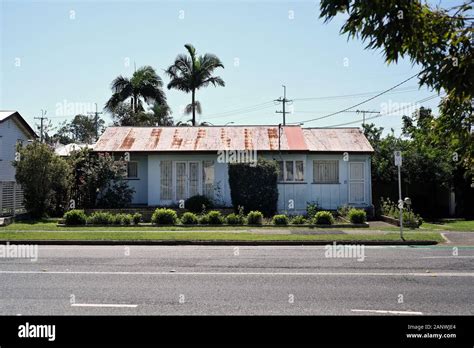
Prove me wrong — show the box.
[394,151,403,240]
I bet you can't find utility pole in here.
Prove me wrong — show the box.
[275,85,292,126]
[355,110,379,126]
[87,103,103,143]
[34,109,48,143]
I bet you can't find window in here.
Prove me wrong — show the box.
[126,162,138,178]
[202,160,214,198]
[313,160,339,183]
[277,160,305,182]
[160,160,172,200]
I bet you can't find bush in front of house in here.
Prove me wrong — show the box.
[207,210,224,225]
[181,212,199,225]
[88,211,113,225]
[228,159,278,217]
[132,213,142,225]
[348,208,367,224]
[247,211,264,225]
[151,208,178,225]
[306,201,322,219]
[121,214,132,225]
[63,209,87,226]
[290,215,306,225]
[185,195,213,214]
[198,214,210,225]
[313,211,335,225]
[111,213,124,225]
[225,213,245,225]
[272,214,289,225]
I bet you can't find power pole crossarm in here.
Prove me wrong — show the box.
[275,85,292,126]
[34,109,48,143]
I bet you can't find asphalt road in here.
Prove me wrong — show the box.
[0,245,473,315]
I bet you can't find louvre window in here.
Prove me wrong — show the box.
[160,160,172,200]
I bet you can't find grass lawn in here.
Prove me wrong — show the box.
[0,230,443,242]
[420,220,474,232]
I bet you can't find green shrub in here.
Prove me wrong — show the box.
[228,159,278,217]
[132,213,142,225]
[181,212,198,225]
[122,214,132,225]
[225,213,245,225]
[63,209,87,226]
[111,213,124,225]
[151,208,178,225]
[306,201,321,219]
[88,211,113,225]
[337,205,351,218]
[185,195,213,214]
[198,214,210,225]
[348,208,367,224]
[291,215,306,225]
[207,210,224,225]
[247,210,263,225]
[313,211,335,225]
[272,214,289,225]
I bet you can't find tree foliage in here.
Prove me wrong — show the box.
[319,0,474,176]
[68,148,134,209]
[53,114,105,144]
[166,44,225,126]
[364,106,472,217]
[14,142,72,217]
[228,159,278,217]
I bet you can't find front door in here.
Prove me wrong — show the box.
[348,162,365,204]
[175,161,200,201]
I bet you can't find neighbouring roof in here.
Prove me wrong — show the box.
[0,111,37,138]
[94,126,374,153]
[54,143,94,157]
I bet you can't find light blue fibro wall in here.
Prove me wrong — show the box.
[127,152,372,213]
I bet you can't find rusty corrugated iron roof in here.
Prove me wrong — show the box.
[93,126,373,153]
[302,128,374,152]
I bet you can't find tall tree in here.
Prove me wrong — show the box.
[166,44,225,126]
[319,0,474,176]
[105,65,167,115]
[53,114,105,144]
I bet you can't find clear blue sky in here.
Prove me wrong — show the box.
[1,0,444,134]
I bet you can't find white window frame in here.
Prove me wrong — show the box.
[277,160,305,183]
[313,160,339,184]
[173,161,202,201]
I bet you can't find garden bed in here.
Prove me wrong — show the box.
[56,222,369,228]
[380,215,419,228]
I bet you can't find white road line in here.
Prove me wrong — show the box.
[421,256,474,259]
[0,270,473,277]
[71,303,137,308]
[351,309,423,315]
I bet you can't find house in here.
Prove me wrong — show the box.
[0,111,37,215]
[93,125,374,214]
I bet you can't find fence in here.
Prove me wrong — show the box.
[0,181,26,216]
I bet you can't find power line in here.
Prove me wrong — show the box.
[324,94,441,128]
[204,101,274,119]
[293,86,420,102]
[293,72,421,125]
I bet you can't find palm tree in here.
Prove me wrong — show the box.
[166,44,225,126]
[105,65,167,114]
